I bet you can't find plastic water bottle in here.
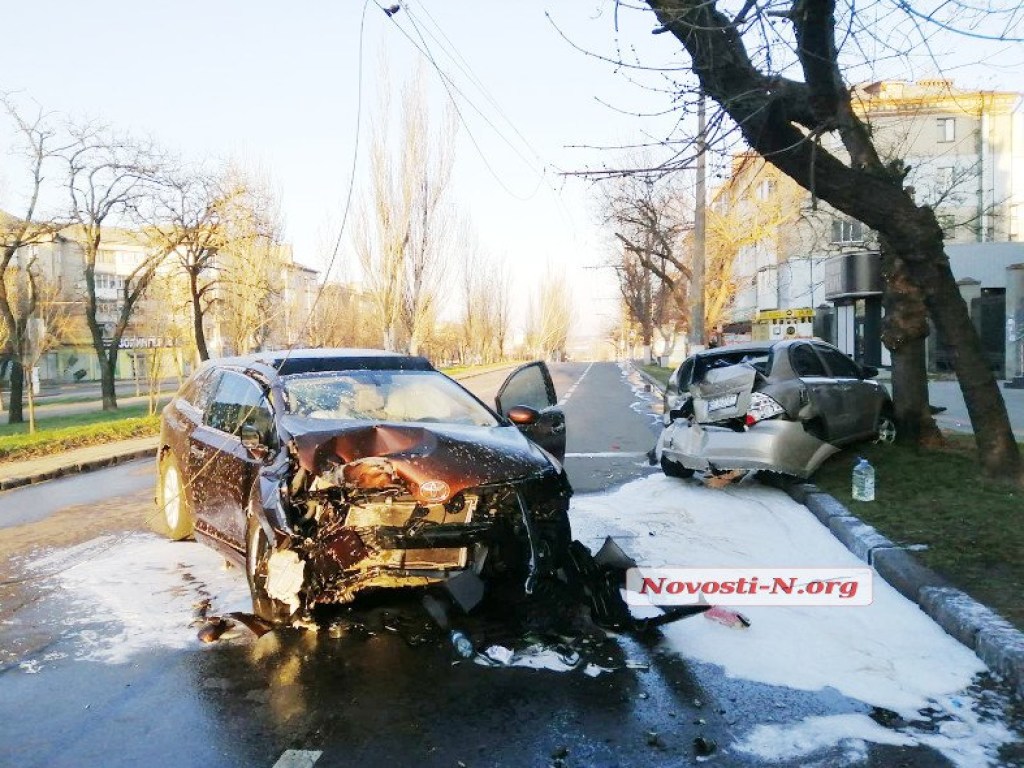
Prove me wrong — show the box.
[852,457,875,502]
[450,630,474,658]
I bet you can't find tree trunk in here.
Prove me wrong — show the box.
[8,360,24,424]
[914,248,1020,477]
[100,349,118,411]
[880,244,942,446]
[189,272,210,361]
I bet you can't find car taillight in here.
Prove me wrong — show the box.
[745,392,785,427]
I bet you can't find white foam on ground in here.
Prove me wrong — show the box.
[571,474,1015,766]
[33,532,251,664]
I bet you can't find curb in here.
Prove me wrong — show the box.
[630,362,1024,697]
[0,446,158,491]
[785,482,1024,698]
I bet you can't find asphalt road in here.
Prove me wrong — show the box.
[0,362,1015,767]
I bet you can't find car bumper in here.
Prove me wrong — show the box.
[658,419,838,478]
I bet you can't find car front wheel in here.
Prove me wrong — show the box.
[154,453,193,540]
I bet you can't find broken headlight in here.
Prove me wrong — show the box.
[745,392,785,427]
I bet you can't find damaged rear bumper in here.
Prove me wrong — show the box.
[658,419,838,478]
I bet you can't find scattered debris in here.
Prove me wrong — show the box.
[704,469,746,489]
[703,606,751,629]
[693,736,717,757]
[197,617,235,643]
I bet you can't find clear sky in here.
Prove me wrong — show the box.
[1,1,1021,346]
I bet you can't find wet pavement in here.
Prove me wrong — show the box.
[0,362,1020,767]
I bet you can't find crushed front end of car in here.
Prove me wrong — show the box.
[658,362,837,478]
[250,422,572,622]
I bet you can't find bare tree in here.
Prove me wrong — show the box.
[526,265,573,360]
[215,165,286,356]
[0,94,68,423]
[62,123,173,411]
[153,167,243,362]
[355,69,456,353]
[611,1,1022,477]
[307,281,380,349]
[599,171,691,358]
[21,276,74,432]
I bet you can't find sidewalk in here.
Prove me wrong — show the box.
[0,436,159,490]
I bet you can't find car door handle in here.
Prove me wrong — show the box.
[189,446,207,459]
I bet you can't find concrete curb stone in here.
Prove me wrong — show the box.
[826,515,895,562]
[789,486,1024,698]
[0,447,157,491]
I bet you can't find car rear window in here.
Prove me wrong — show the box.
[692,349,773,382]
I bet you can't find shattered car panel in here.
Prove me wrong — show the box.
[658,340,892,479]
[154,349,572,624]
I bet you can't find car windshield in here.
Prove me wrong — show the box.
[282,370,499,427]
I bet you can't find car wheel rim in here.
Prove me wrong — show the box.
[876,416,896,444]
[163,465,182,529]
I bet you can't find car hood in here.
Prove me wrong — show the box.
[283,418,555,499]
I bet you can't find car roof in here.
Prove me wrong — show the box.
[202,348,435,378]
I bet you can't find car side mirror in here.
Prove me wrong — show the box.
[240,423,270,459]
[506,405,540,426]
[861,365,879,379]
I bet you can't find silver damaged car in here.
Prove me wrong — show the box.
[656,340,895,479]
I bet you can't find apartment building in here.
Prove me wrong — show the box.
[717,79,1024,376]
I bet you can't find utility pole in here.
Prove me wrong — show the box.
[690,92,707,349]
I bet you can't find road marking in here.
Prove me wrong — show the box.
[558,362,594,406]
[564,451,648,458]
[272,750,323,768]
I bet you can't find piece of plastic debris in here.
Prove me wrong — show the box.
[638,692,649,700]
[197,617,235,643]
[583,663,612,677]
[625,659,649,670]
[481,645,514,666]
[703,606,751,629]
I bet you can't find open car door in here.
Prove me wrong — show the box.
[495,361,566,462]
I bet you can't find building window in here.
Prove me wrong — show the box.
[937,117,956,143]
[756,179,775,201]
[831,218,865,244]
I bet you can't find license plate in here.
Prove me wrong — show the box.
[707,394,739,411]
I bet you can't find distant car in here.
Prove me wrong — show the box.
[153,349,571,624]
[656,339,895,479]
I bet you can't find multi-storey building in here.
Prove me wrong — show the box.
[716,79,1024,376]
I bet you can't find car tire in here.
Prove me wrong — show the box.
[875,410,897,445]
[154,452,193,541]
[245,514,294,626]
[661,456,695,479]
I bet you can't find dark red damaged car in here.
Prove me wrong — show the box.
[152,349,572,624]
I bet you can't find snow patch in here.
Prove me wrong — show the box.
[34,532,251,664]
[571,474,1015,765]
